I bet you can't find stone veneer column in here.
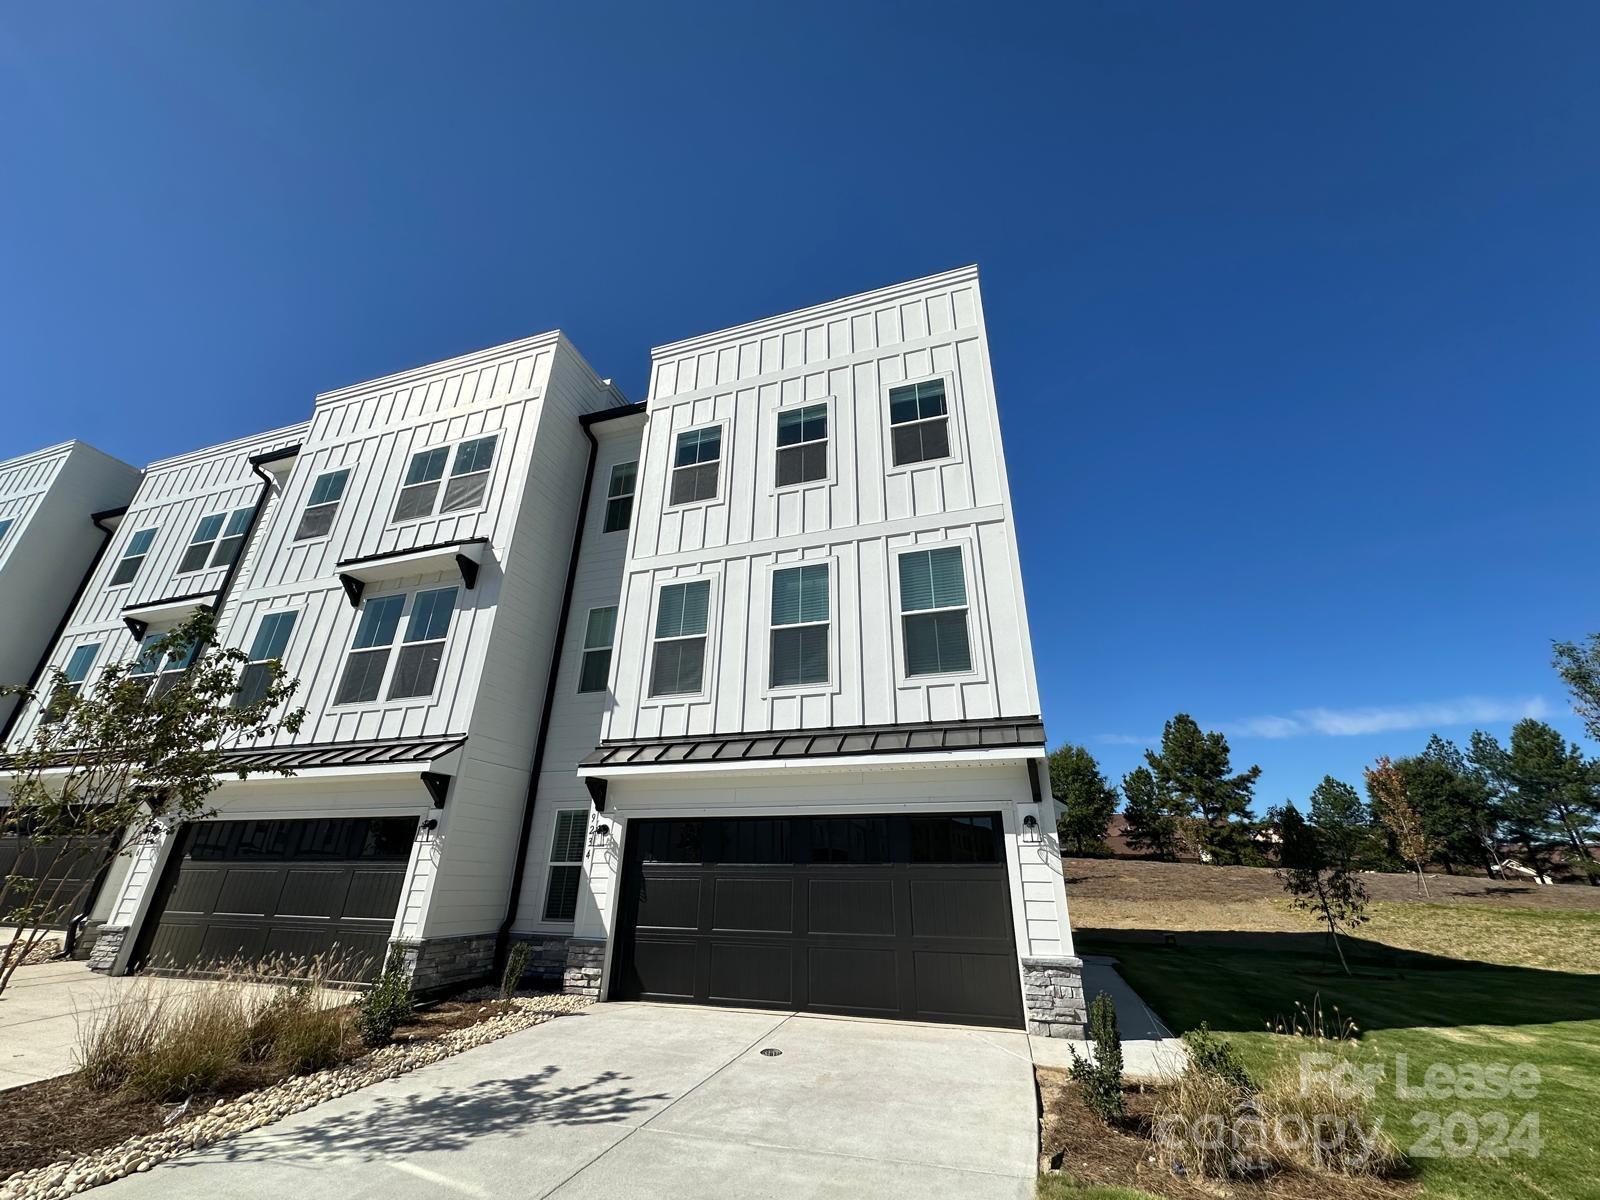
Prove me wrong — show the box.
[1021,955,1088,1038]
[561,937,606,998]
[86,925,129,973]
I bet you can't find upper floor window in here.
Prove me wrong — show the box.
[897,547,972,676]
[131,632,198,698]
[333,586,459,705]
[179,508,252,574]
[578,606,617,694]
[888,379,950,467]
[669,427,721,506]
[776,404,828,487]
[649,579,710,697]
[542,809,586,922]
[109,528,157,587]
[393,436,498,523]
[603,461,637,533]
[234,611,298,707]
[0,517,13,548]
[293,469,351,541]
[44,642,100,723]
[770,564,830,688]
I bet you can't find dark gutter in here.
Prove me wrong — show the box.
[494,412,613,973]
[579,401,647,427]
[0,505,127,746]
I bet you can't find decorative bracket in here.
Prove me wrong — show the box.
[339,573,365,608]
[585,777,608,810]
[124,617,149,642]
[420,772,451,809]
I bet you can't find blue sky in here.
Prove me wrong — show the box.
[4,2,1598,807]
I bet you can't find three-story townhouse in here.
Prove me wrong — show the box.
[75,332,629,987]
[0,442,141,732]
[514,268,1086,1037]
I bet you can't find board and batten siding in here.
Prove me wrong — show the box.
[603,265,1041,741]
[511,415,644,935]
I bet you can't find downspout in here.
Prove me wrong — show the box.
[493,419,602,974]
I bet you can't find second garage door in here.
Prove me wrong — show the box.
[612,813,1023,1028]
[135,816,417,982]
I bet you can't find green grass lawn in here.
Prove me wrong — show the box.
[1084,926,1600,1200]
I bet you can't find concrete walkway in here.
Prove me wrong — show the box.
[100,1002,1038,1200]
[0,960,215,1091]
[1028,955,1188,1080]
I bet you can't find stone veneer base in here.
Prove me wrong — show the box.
[86,925,129,974]
[561,938,605,998]
[394,932,498,993]
[1022,955,1087,1038]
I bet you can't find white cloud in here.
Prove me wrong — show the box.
[1093,733,1157,746]
[1219,696,1552,739]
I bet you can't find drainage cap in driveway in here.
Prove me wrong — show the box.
[759,1048,782,1057]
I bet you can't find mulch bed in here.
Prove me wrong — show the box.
[1037,1068,1417,1200]
[0,996,514,1180]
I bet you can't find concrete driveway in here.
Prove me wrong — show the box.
[100,1002,1038,1199]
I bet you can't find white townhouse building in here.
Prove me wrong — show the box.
[2,268,1084,1036]
[0,442,141,731]
[512,267,1085,1037]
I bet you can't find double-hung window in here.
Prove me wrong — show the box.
[333,595,404,704]
[542,810,587,922]
[649,580,710,697]
[888,379,951,467]
[393,436,498,522]
[131,633,197,698]
[770,564,830,688]
[389,586,458,699]
[179,508,252,573]
[293,469,350,540]
[603,461,637,533]
[578,606,617,694]
[109,528,157,587]
[898,547,972,676]
[234,611,298,708]
[669,427,721,506]
[775,404,828,486]
[44,643,100,723]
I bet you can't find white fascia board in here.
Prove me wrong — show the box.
[577,746,1045,780]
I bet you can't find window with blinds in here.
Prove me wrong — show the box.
[109,528,157,587]
[775,404,828,486]
[898,546,972,676]
[543,810,587,921]
[234,610,298,708]
[294,469,350,541]
[888,378,951,467]
[578,606,617,694]
[44,642,101,723]
[770,564,829,687]
[179,507,252,573]
[669,427,722,506]
[392,435,498,522]
[649,579,710,696]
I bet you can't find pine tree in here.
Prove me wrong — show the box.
[1120,765,1185,861]
[1049,744,1118,857]
[1306,775,1373,871]
[1396,736,1501,875]
[1144,714,1261,865]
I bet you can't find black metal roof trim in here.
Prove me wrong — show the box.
[219,733,468,771]
[580,716,1046,769]
[579,401,647,426]
[121,590,219,616]
[335,536,490,571]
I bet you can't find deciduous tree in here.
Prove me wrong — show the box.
[1274,801,1368,974]
[1365,755,1433,896]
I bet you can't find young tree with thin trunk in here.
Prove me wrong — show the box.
[1274,801,1368,975]
[1049,743,1118,857]
[1365,755,1433,896]
[0,613,305,993]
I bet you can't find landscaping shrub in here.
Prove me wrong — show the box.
[1067,990,1126,1123]
[1261,1063,1401,1177]
[1180,1022,1254,1092]
[501,942,530,1000]
[121,980,252,1101]
[250,980,351,1074]
[76,983,166,1091]
[357,949,415,1048]
[1152,1059,1264,1181]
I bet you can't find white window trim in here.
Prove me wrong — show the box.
[540,807,589,925]
[602,460,638,534]
[176,507,251,575]
[107,527,159,589]
[883,371,964,476]
[390,433,501,527]
[890,538,985,684]
[292,467,354,544]
[640,571,719,707]
[575,604,618,696]
[761,556,841,698]
[328,584,460,710]
[771,396,835,492]
[665,419,730,511]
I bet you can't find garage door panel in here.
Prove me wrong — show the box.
[165,867,224,916]
[913,950,1021,1022]
[215,868,284,917]
[711,877,793,933]
[344,869,407,920]
[143,922,206,971]
[275,870,350,919]
[808,878,896,937]
[628,938,698,999]
[634,876,701,931]
[198,922,271,967]
[808,946,900,1014]
[910,877,1014,941]
[708,940,793,1006]
[615,814,1022,1028]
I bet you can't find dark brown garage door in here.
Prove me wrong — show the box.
[135,817,417,982]
[0,832,119,929]
[612,813,1023,1028]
